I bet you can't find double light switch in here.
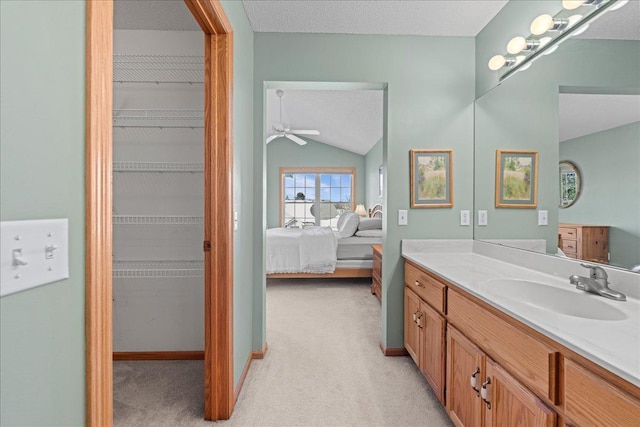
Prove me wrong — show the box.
[1,219,69,297]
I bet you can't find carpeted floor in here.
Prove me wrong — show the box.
[114,279,453,426]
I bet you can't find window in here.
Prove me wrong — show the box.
[281,167,355,229]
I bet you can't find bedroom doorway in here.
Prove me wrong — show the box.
[85,0,234,424]
[261,81,387,342]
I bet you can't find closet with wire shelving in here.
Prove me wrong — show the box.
[112,31,205,353]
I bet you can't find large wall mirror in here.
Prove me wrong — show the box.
[474,2,640,271]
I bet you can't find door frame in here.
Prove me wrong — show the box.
[85,0,234,424]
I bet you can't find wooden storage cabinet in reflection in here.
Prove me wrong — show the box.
[558,223,609,264]
[371,244,382,302]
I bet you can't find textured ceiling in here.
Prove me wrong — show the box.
[577,0,640,40]
[559,94,640,142]
[266,89,383,155]
[114,0,200,31]
[243,1,508,36]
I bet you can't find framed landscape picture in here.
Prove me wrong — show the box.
[495,149,538,208]
[410,149,453,208]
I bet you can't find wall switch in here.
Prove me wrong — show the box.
[460,210,470,226]
[538,210,548,226]
[398,210,408,226]
[478,210,488,226]
[1,219,69,297]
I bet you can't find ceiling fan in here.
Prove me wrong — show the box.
[266,89,320,145]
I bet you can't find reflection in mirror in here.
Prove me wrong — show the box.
[474,2,640,271]
[559,161,581,208]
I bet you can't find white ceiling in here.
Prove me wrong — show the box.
[242,0,508,36]
[575,0,640,40]
[266,89,384,155]
[559,94,640,142]
[114,0,200,31]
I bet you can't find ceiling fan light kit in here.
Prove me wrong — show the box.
[266,89,320,146]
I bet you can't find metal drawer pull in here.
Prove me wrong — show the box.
[470,367,480,394]
[415,280,425,288]
[481,378,491,409]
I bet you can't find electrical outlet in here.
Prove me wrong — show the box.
[398,210,408,226]
[478,210,488,226]
[460,210,470,226]
[538,210,548,226]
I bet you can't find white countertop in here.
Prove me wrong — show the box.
[402,243,640,388]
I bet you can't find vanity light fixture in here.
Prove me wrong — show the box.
[488,0,623,80]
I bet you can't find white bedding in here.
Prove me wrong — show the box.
[266,227,339,274]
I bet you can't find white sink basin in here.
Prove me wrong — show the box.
[478,278,627,321]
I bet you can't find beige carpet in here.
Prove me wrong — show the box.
[114,279,452,426]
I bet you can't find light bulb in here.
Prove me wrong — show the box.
[544,44,560,56]
[531,14,554,35]
[567,14,584,27]
[507,36,527,54]
[488,55,506,71]
[563,0,585,9]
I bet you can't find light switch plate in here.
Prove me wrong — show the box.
[460,210,470,226]
[398,210,408,226]
[1,219,69,297]
[538,210,548,226]
[478,210,488,226]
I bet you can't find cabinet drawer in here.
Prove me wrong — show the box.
[448,289,559,403]
[405,261,446,313]
[561,240,577,255]
[559,227,577,241]
[565,359,640,426]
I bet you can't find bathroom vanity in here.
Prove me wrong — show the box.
[402,240,640,427]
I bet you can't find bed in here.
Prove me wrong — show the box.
[266,209,383,279]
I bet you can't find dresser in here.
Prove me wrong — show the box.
[371,244,382,302]
[558,223,609,264]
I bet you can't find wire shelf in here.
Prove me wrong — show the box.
[113,215,203,225]
[113,260,204,278]
[113,161,204,173]
[113,54,204,84]
[113,109,204,129]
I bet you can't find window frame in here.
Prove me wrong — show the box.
[279,167,356,228]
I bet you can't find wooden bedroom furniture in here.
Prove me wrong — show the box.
[267,268,372,279]
[558,223,609,264]
[404,259,640,427]
[371,245,382,302]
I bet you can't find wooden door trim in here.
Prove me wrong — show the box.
[85,0,234,424]
[85,1,113,426]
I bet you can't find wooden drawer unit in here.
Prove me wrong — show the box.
[447,289,559,403]
[564,359,640,427]
[371,245,382,302]
[558,223,609,264]
[404,261,446,313]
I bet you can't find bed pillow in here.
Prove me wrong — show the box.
[357,218,382,231]
[355,229,382,237]
[337,212,360,238]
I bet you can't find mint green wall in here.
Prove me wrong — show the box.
[221,0,256,387]
[254,33,475,348]
[365,138,383,209]
[266,137,366,228]
[0,2,86,425]
[559,122,640,269]
[474,39,640,254]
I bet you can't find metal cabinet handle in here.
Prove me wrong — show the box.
[470,367,480,394]
[481,378,491,409]
[417,312,424,329]
[415,280,425,288]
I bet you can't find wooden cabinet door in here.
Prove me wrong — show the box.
[447,326,484,427]
[404,287,421,365]
[484,358,556,427]
[420,301,446,405]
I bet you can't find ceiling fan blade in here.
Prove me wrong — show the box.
[286,134,307,146]
[266,134,281,144]
[289,130,320,135]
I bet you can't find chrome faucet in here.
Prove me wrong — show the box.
[569,263,626,301]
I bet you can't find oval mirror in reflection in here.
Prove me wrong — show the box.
[559,161,581,208]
